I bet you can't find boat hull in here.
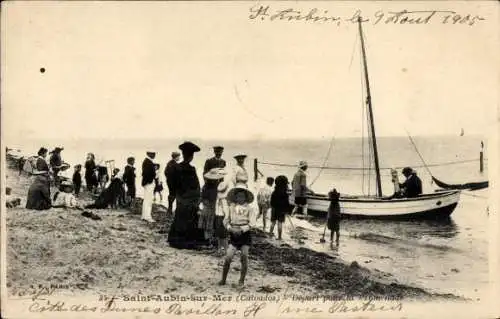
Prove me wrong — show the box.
[290,190,460,221]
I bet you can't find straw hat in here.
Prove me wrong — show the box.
[217,179,230,194]
[234,154,247,160]
[299,160,308,168]
[227,183,254,204]
[204,168,227,180]
[59,180,74,192]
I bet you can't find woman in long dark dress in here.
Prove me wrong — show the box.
[167,141,207,249]
[84,153,98,192]
[26,174,51,210]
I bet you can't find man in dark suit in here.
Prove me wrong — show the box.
[202,146,227,230]
[203,146,226,176]
[165,151,181,213]
[122,157,136,204]
[141,151,156,222]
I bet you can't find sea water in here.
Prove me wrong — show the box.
[8,136,490,299]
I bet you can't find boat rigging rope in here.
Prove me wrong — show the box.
[308,136,335,188]
[405,130,434,177]
[258,158,481,170]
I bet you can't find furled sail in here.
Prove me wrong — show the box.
[432,176,488,191]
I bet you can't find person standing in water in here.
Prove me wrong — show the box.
[257,177,274,232]
[327,188,341,246]
[269,175,290,240]
[291,160,314,216]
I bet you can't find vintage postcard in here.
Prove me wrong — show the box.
[1,1,499,318]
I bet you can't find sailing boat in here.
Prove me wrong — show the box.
[295,18,460,220]
[460,128,464,136]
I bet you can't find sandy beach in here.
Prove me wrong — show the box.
[4,158,464,302]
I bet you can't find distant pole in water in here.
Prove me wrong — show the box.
[254,158,258,182]
[480,141,484,173]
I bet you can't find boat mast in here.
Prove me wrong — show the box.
[358,16,383,197]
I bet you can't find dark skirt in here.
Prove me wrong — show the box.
[214,216,227,239]
[295,196,307,206]
[327,217,340,232]
[229,231,251,249]
[199,200,215,233]
[271,209,286,222]
[168,198,207,249]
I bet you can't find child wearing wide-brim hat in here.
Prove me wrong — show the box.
[219,183,255,287]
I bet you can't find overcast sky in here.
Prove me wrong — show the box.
[2,1,498,142]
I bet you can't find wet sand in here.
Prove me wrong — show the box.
[5,160,462,300]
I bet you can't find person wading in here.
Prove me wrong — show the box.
[291,160,314,216]
[141,151,156,223]
[165,152,181,214]
[167,142,207,249]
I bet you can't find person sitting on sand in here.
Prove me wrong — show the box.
[219,183,255,287]
[26,172,51,210]
[269,175,290,240]
[85,169,126,209]
[72,164,82,197]
[327,188,341,246]
[257,177,274,232]
[53,180,81,209]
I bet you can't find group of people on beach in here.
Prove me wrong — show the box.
[13,140,423,287]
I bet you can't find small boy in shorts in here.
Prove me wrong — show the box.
[219,183,255,287]
[256,177,274,232]
[269,175,290,240]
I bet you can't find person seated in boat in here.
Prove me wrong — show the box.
[399,167,422,198]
